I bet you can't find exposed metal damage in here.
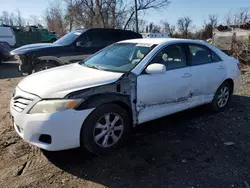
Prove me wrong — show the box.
[65,72,139,125]
[137,93,193,112]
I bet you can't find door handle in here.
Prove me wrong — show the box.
[182,73,192,78]
[218,65,225,70]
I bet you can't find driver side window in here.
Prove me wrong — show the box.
[150,44,186,70]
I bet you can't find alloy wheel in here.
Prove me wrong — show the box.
[217,86,230,108]
[93,113,124,148]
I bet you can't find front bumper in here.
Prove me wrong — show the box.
[14,55,32,74]
[10,99,94,151]
[1,51,13,61]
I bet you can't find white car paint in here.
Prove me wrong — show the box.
[10,38,241,151]
[0,27,16,46]
[137,66,193,123]
[18,63,123,98]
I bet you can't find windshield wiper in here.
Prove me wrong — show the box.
[85,64,104,70]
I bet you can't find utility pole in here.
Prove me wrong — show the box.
[134,0,139,33]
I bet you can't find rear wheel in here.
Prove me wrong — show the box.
[81,104,131,155]
[32,61,58,73]
[211,81,232,112]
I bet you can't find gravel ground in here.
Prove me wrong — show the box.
[0,61,250,188]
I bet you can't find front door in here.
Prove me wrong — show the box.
[136,44,192,124]
[70,30,107,63]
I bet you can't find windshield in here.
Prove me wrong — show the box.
[54,30,85,46]
[81,43,156,73]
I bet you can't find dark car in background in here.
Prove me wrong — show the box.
[0,42,13,63]
[10,28,142,74]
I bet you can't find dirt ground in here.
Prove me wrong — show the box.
[0,61,250,188]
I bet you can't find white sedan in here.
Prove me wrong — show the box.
[10,38,241,155]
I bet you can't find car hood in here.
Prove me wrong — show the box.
[10,43,60,55]
[18,63,124,98]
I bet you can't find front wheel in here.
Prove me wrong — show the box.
[81,104,131,155]
[211,81,232,112]
[32,62,58,73]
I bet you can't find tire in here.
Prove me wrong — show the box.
[32,61,58,73]
[211,81,232,112]
[81,103,131,155]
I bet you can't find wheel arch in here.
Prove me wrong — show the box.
[76,94,133,120]
[77,94,133,139]
[36,56,62,66]
[223,78,234,93]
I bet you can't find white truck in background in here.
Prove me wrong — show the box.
[0,27,16,47]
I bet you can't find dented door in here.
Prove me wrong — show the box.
[136,44,192,124]
[136,67,192,123]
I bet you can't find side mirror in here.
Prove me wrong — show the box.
[145,63,166,74]
[76,41,84,47]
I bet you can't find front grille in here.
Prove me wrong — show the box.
[12,96,33,112]
[11,88,37,113]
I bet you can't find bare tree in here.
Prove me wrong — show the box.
[224,11,233,25]
[177,16,192,38]
[16,9,25,26]
[63,0,170,30]
[202,14,218,39]
[147,22,161,32]
[0,11,15,26]
[161,20,175,36]
[30,15,40,25]
[0,11,10,25]
[67,0,124,28]
[45,2,67,37]
[125,17,146,32]
[0,10,25,26]
[64,0,75,31]
[225,8,250,25]
[123,0,171,30]
[235,8,249,24]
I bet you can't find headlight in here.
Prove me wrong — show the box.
[29,99,81,114]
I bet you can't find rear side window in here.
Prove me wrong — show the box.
[151,44,186,70]
[188,44,222,66]
[118,30,142,41]
[86,30,107,48]
[211,50,222,62]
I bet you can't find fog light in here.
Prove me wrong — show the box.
[39,134,52,144]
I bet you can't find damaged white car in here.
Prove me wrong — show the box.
[10,38,241,154]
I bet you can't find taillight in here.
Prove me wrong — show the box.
[237,63,241,70]
[235,60,241,70]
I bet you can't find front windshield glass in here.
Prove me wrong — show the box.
[81,43,156,73]
[54,30,85,46]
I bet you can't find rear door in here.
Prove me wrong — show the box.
[186,43,227,107]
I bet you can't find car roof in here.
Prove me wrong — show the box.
[74,28,139,33]
[119,38,205,45]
